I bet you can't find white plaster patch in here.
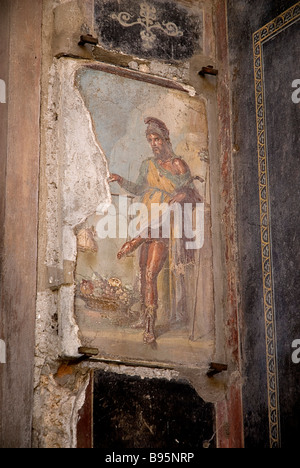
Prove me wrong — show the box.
[59,285,82,357]
[0,79,6,103]
[43,58,112,358]
[56,59,111,242]
[0,339,6,364]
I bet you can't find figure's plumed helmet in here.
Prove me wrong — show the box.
[144,117,170,142]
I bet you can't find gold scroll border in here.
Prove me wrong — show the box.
[253,2,300,449]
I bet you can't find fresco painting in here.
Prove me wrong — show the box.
[75,66,214,367]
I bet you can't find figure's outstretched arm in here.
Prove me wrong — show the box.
[108,173,123,184]
[108,159,150,196]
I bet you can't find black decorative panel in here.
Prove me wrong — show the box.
[94,0,203,62]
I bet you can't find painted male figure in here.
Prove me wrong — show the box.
[109,117,201,345]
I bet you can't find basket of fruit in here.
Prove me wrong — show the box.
[78,276,137,316]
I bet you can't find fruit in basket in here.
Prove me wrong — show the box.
[108,277,122,289]
[78,273,138,315]
[80,279,94,296]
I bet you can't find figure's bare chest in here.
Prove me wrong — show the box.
[157,160,181,176]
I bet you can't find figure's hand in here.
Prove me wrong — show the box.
[108,173,123,185]
[169,192,187,205]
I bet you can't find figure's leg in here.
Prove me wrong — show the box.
[131,242,149,329]
[144,241,168,307]
[143,241,168,344]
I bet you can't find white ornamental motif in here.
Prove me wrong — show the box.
[111,2,184,50]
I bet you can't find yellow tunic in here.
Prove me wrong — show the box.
[142,160,175,208]
[121,157,193,236]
